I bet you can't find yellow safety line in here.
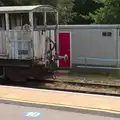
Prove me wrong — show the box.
[0,97,120,115]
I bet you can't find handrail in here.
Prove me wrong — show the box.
[78,57,120,62]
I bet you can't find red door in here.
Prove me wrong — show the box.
[58,32,71,68]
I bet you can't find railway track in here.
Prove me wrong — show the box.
[29,79,120,88]
[1,77,120,97]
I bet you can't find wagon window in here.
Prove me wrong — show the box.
[0,16,2,27]
[35,13,44,26]
[47,12,56,25]
[22,13,29,25]
[0,14,4,28]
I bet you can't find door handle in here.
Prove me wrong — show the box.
[64,54,68,63]
[59,54,68,63]
[59,54,68,62]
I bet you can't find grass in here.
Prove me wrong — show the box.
[67,70,120,80]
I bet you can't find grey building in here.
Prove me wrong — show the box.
[58,25,120,72]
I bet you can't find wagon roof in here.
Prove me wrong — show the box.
[0,5,55,13]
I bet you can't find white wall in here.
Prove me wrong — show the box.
[59,25,119,66]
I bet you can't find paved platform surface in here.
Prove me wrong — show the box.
[0,101,120,120]
[0,85,119,115]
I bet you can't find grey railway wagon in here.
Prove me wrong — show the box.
[0,5,60,81]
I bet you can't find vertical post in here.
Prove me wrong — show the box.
[5,13,9,31]
[55,11,59,68]
[44,12,47,27]
[85,57,87,68]
[29,11,34,58]
[116,28,119,68]
[29,12,34,30]
[56,11,59,27]
[44,12,47,61]
[5,13,10,58]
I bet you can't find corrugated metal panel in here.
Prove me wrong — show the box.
[0,31,7,55]
[9,31,32,59]
[0,29,56,60]
[33,31,41,58]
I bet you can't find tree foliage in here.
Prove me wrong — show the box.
[57,0,76,24]
[89,0,120,24]
[71,0,102,24]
